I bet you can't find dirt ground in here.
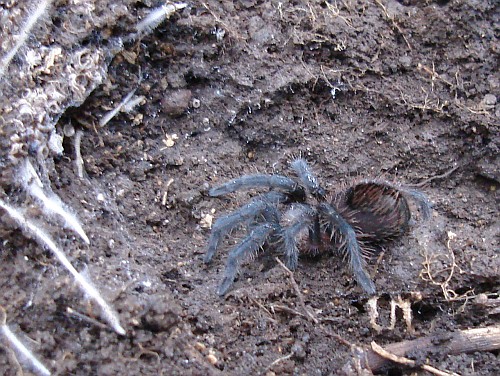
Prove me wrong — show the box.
[0,0,499,375]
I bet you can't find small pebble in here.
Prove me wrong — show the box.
[161,89,192,116]
[194,342,206,352]
[200,213,213,229]
[206,353,217,365]
[63,123,75,137]
[48,131,63,156]
[291,341,306,360]
[482,93,496,106]
[164,133,178,147]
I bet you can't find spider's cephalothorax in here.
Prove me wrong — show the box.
[205,159,431,296]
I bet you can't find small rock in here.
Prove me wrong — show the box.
[200,213,213,229]
[48,131,64,156]
[480,93,497,110]
[63,123,75,137]
[161,89,192,117]
[398,55,412,69]
[194,342,206,352]
[483,93,497,105]
[166,71,187,88]
[291,341,307,360]
[207,353,218,365]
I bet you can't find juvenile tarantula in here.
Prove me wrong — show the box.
[205,159,431,296]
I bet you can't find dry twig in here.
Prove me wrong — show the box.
[412,165,459,188]
[0,0,53,78]
[417,63,455,90]
[275,257,318,324]
[371,341,459,376]
[374,0,412,50]
[264,353,293,373]
[74,130,85,179]
[344,325,500,373]
[0,305,51,376]
[251,298,278,323]
[66,307,108,331]
[271,304,309,320]
[0,200,125,335]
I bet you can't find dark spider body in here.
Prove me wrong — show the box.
[205,159,431,296]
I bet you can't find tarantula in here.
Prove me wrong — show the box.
[204,159,431,296]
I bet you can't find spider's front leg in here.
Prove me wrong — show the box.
[209,174,305,201]
[205,191,286,263]
[281,204,316,270]
[318,203,376,295]
[290,158,326,200]
[217,222,278,296]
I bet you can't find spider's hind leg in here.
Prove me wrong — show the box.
[402,188,432,220]
[218,223,277,296]
[318,203,376,295]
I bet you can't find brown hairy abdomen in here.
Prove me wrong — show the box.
[335,182,411,242]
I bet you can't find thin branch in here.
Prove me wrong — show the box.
[132,2,187,39]
[0,200,125,335]
[20,159,89,244]
[374,0,412,50]
[99,89,137,127]
[271,304,308,319]
[371,341,459,376]
[275,257,318,324]
[250,298,278,323]
[66,307,108,331]
[345,325,500,373]
[0,0,52,78]
[412,165,459,188]
[0,306,51,376]
[264,353,293,373]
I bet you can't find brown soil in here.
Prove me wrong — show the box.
[1,1,499,375]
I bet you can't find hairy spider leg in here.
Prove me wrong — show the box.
[290,158,326,200]
[260,197,281,224]
[402,188,432,220]
[308,212,323,250]
[281,205,316,269]
[318,203,376,294]
[247,200,283,245]
[218,223,276,296]
[205,192,287,263]
[209,174,305,201]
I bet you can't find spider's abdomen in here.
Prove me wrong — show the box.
[335,182,411,242]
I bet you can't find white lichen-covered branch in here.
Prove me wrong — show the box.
[0,306,51,376]
[0,198,126,335]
